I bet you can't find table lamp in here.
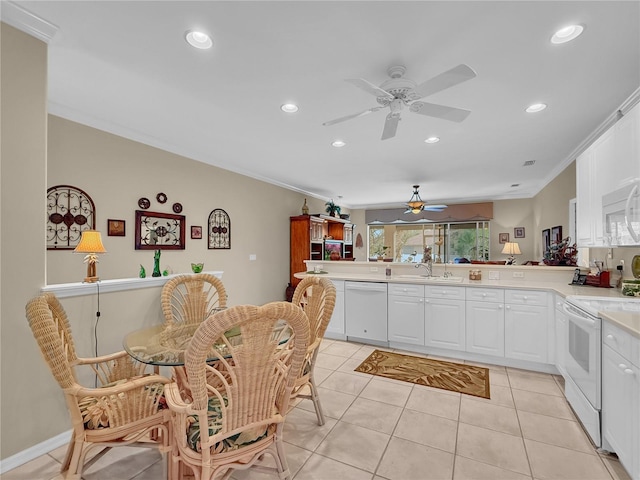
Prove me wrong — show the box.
[74,230,107,282]
[501,242,521,265]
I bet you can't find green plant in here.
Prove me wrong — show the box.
[325,200,341,217]
[375,245,390,257]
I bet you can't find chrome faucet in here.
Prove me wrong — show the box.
[415,262,432,277]
[443,264,452,278]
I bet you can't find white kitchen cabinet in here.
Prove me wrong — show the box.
[388,284,425,345]
[424,286,465,351]
[345,281,387,343]
[602,321,640,480]
[325,280,345,339]
[504,290,549,363]
[554,295,567,378]
[465,288,504,357]
[613,102,640,189]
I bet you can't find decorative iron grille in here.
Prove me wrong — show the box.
[47,185,96,250]
[208,209,230,249]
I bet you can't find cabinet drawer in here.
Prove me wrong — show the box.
[604,321,634,364]
[505,289,548,306]
[425,285,465,300]
[466,287,504,303]
[388,283,424,297]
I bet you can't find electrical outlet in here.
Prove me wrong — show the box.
[512,271,524,278]
[607,248,613,259]
[370,267,378,272]
[489,271,500,280]
[249,254,256,261]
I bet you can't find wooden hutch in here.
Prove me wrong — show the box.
[289,214,354,287]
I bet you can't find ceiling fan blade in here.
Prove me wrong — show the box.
[410,101,471,123]
[346,78,394,99]
[322,106,383,126]
[381,114,400,140]
[413,64,477,99]
[423,205,447,212]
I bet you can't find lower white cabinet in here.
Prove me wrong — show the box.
[554,295,567,377]
[504,290,549,363]
[388,283,424,345]
[602,321,640,480]
[466,288,504,356]
[325,280,345,338]
[424,286,465,351]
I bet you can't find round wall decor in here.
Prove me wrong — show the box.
[156,192,167,204]
[138,197,151,209]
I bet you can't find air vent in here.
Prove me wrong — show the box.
[511,184,520,187]
[523,160,536,167]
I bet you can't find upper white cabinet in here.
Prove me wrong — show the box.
[576,102,640,247]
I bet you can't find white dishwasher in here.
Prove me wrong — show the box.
[345,281,388,344]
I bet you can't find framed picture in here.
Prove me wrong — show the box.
[514,227,525,239]
[552,225,563,244]
[191,225,203,239]
[107,219,125,237]
[542,228,551,253]
[499,232,509,244]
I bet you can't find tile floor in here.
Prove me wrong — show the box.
[3,339,633,480]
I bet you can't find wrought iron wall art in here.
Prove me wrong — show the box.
[47,185,96,250]
[135,210,185,250]
[208,209,231,249]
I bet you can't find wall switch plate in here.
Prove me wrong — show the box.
[370,267,378,272]
[489,271,500,280]
[249,254,256,261]
[512,271,524,278]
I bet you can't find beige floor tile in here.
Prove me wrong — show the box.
[599,453,633,480]
[130,458,166,480]
[511,388,575,420]
[358,378,413,407]
[350,344,379,360]
[469,383,514,408]
[394,409,458,453]
[392,348,429,359]
[321,341,363,357]
[336,356,379,378]
[318,339,336,351]
[230,442,312,480]
[45,445,69,464]
[463,359,508,374]
[488,370,510,387]
[341,397,403,434]
[318,371,371,396]
[518,410,595,454]
[456,423,531,476]
[293,453,374,480]
[376,436,454,480]
[295,386,356,421]
[453,455,533,480]
[315,352,348,370]
[459,396,520,436]
[315,421,390,473]
[283,408,338,451]
[82,447,162,480]
[405,386,460,421]
[310,366,333,386]
[1,454,62,480]
[524,439,611,479]
[507,372,563,397]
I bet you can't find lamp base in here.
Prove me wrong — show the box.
[84,276,99,283]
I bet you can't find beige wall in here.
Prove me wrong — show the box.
[1,23,50,459]
[490,199,536,262]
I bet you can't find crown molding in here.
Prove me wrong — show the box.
[0,1,58,43]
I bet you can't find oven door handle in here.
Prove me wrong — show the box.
[563,303,598,328]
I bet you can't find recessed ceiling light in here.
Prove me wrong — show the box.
[526,103,547,113]
[424,136,440,144]
[280,103,299,113]
[523,160,536,166]
[551,25,584,44]
[332,140,346,148]
[185,30,213,49]
[511,183,521,187]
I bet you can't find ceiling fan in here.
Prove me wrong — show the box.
[323,64,476,140]
[404,185,447,214]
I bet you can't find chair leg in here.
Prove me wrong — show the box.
[308,376,325,426]
[274,435,292,480]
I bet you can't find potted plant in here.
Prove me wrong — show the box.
[325,200,341,218]
[375,245,390,261]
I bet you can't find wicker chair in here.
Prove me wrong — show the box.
[290,276,337,425]
[162,274,227,329]
[164,302,309,480]
[25,293,172,480]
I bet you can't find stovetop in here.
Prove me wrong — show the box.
[567,295,640,317]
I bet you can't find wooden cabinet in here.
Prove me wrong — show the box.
[388,284,425,345]
[424,286,466,351]
[290,215,354,286]
[504,290,549,363]
[466,288,505,357]
[602,320,640,480]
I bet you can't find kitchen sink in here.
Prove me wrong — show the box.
[395,275,464,283]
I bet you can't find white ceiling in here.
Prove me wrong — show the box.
[6,1,640,210]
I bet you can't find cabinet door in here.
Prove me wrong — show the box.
[425,298,465,351]
[602,344,638,477]
[576,149,596,246]
[505,304,548,363]
[554,298,567,377]
[614,103,640,189]
[326,280,345,337]
[465,300,504,356]
[388,295,425,345]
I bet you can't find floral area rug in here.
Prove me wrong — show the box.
[355,349,490,399]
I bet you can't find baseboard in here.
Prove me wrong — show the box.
[0,429,70,474]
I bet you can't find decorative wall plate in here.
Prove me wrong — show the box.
[172,202,183,213]
[156,192,167,204]
[138,197,151,209]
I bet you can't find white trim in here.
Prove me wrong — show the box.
[0,429,71,474]
[41,271,223,298]
[0,1,58,43]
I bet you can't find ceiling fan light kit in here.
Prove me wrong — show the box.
[404,185,448,214]
[324,63,477,140]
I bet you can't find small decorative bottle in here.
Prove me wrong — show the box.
[152,249,162,277]
[302,198,309,215]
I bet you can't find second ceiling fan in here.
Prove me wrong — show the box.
[323,64,476,140]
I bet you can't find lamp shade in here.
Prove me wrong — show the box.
[74,230,107,254]
[501,242,521,255]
